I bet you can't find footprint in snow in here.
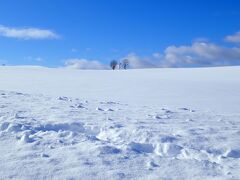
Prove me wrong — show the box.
[96,106,114,111]
[185,118,194,122]
[105,108,114,112]
[76,104,85,108]
[161,108,173,113]
[100,101,118,105]
[111,124,124,128]
[96,107,106,111]
[153,114,170,120]
[160,135,178,143]
[178,107,196,112]
[15,92,24,95]
[98,145,121,155]
[57,96,71,101]
[147,161,159,170]
[178,108,189,111]
[41,153,50,158]
[70,103,86,109]
[106,117,113,121]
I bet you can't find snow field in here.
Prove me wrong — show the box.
[0,90,240,179]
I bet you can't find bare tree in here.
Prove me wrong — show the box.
[122,59,129,69]
[118,61,122,69]
[110,60,118,70]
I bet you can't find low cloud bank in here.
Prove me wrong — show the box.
[65,59,109,70]
[65,32,240,69]
[122,42,240,68]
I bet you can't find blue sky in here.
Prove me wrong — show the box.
[0,0,240,68]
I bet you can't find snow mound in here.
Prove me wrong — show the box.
[154,143,183,157]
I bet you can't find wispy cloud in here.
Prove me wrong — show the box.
[24,56,44,62]
[0,25,59,40]
[225,31,240,43]
[65,58,109,70]
[71,48,78,53]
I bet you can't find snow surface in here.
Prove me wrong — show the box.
[0,66,240,179]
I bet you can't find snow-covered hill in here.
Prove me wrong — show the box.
[0,66,240,179]
[1,66,240,114]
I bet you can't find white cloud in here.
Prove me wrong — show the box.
[122,53,159,69]
[124,32,240,68]
[152,52,162,58]
[35,57,44,62]
[71,48,78,53]
[65,58,109,70]
[225,32,240,43]
[64,32,240,69]
[66,42,240,70]
[122,42,240,68]
[162,42,240,67]
[0,25,59,40]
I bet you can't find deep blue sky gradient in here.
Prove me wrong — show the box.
[0,0,240,66]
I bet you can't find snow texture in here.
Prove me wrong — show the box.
[0,66,240,179]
